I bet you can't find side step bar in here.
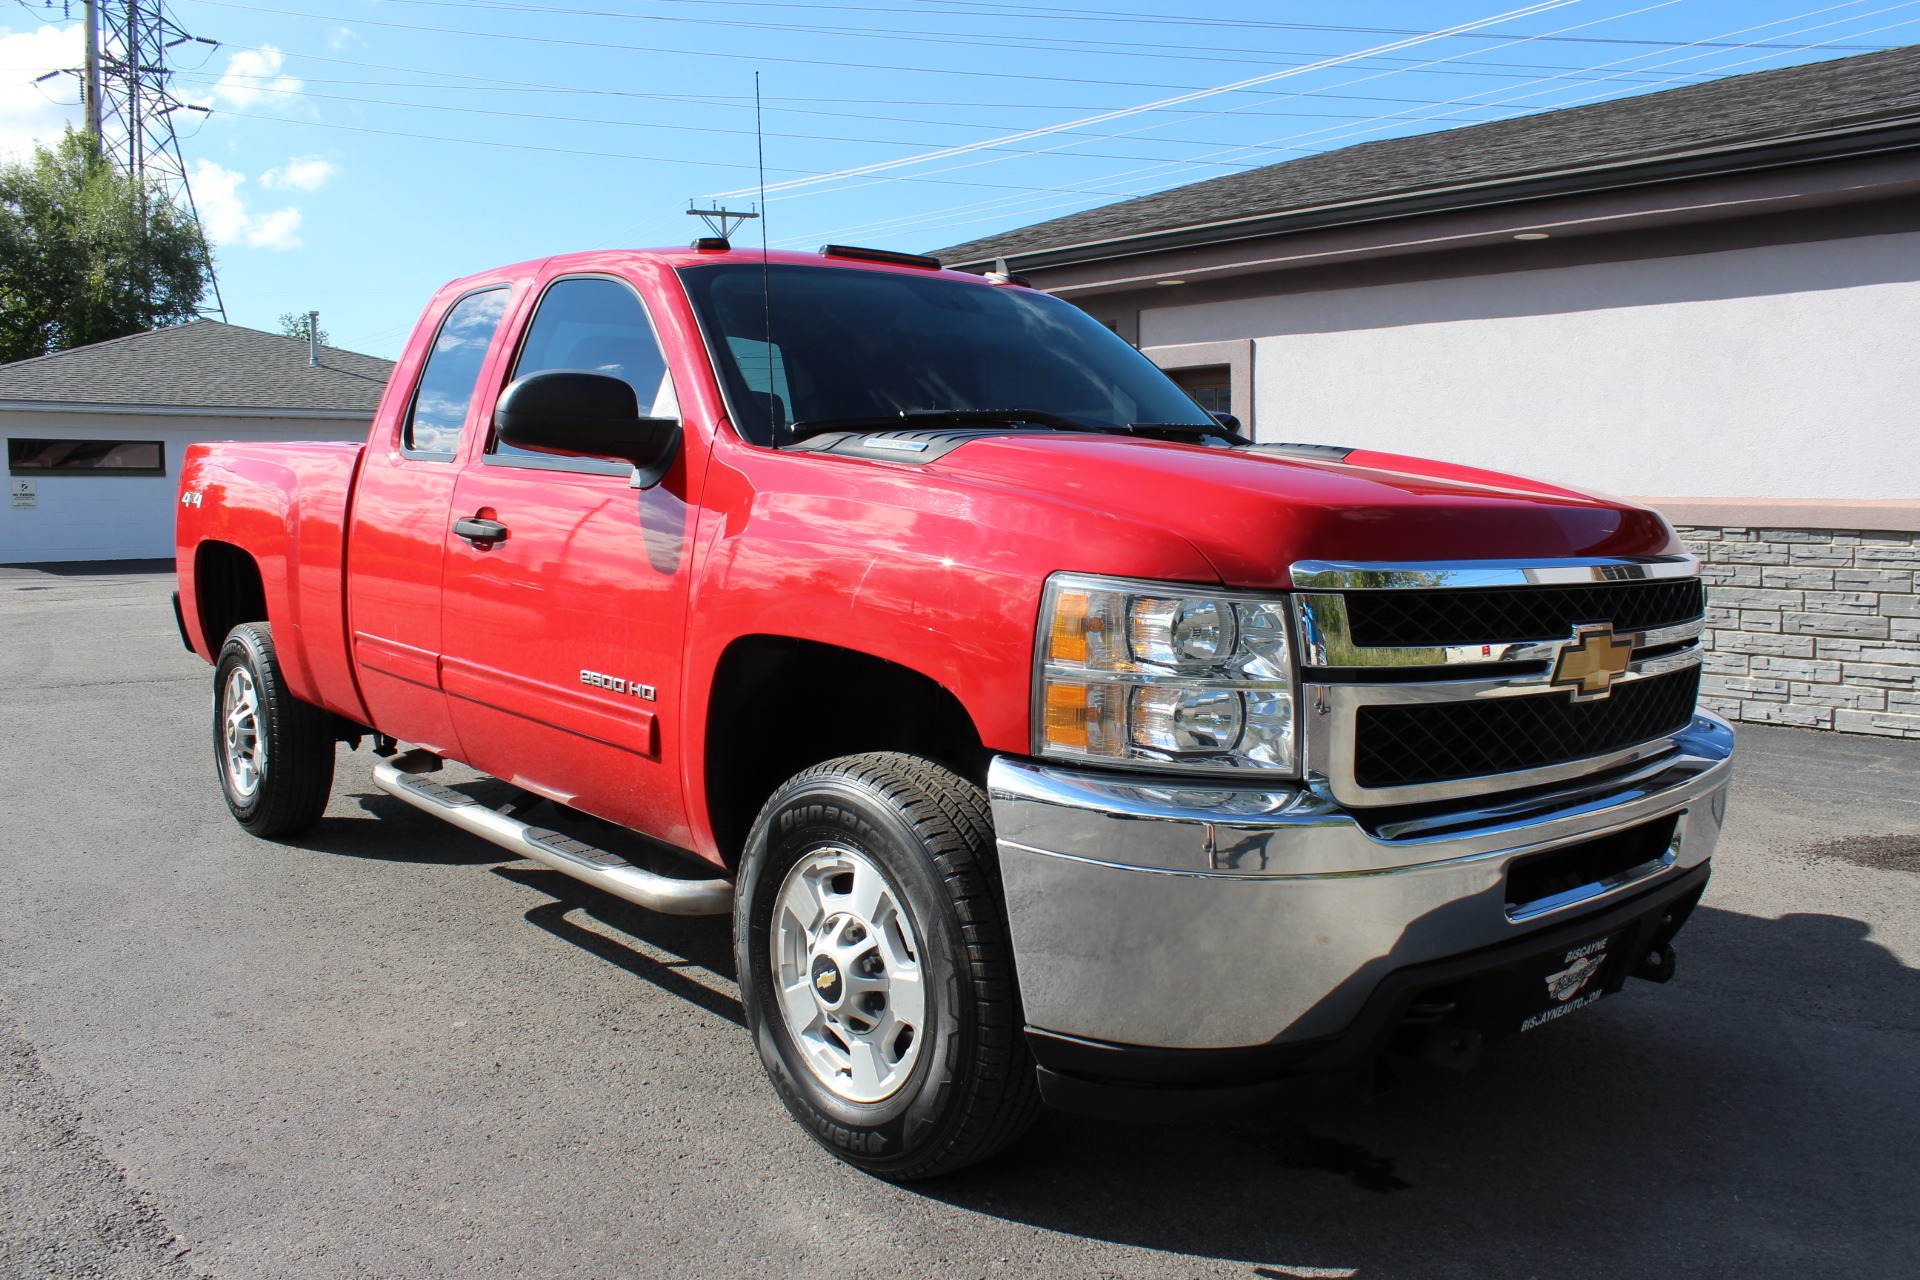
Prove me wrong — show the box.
[371,759,733,916]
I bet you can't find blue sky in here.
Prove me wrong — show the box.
[4,0,1917,357]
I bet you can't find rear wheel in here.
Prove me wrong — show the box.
[213,623,335,837]
[735,752,1040,1180]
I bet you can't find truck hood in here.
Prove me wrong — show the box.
[927,434,1679,590]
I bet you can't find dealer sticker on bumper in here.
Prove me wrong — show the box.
[1519,936,1613,1033]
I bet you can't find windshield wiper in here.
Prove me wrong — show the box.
[1127,418,1252,446]
[786,408,1113,444]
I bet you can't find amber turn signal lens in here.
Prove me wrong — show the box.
[1044,681,1091,749]
[1049,590,1091,663]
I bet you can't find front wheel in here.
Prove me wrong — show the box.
[213,622,335,837]
[735,753,1040,1180]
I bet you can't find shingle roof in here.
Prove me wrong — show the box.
[934,43,1920,267]
[0,321,395,413]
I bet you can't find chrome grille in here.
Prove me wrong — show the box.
[1353,666,1702,789]
[1292,556,1708,807]
[1344,579,1705,648]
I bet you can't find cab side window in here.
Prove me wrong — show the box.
[493,277,675,465]
[404,287,511,457]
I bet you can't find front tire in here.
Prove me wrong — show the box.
[213,623,335,837]
[735,752,1040,1180]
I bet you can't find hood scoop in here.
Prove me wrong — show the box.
[1247,442,1355,463]
[798,425,1047,466]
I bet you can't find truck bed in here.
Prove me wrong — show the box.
[175,439,369,724]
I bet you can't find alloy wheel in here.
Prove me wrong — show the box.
[770,845,926,1104]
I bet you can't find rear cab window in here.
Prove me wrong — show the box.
[403,287,512,458]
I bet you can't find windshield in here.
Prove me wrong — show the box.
[677,262,1214,445]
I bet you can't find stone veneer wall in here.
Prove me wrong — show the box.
[1676,526,1920,738]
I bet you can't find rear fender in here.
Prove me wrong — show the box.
[175,441,369,723]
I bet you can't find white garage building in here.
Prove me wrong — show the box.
[0,322,392,565]
[939,44,1920,738]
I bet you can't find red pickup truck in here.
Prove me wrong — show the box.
[175,243,1732,1180]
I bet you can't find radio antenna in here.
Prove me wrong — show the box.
[755,71,780,446]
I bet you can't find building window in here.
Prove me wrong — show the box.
[1169,365,1232,416]
[8,438,166,476]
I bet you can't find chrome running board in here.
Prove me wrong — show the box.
[371,759,733,916]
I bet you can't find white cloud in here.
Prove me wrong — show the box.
[260,155,335,191]
[211,44,301,109]
[0,25,85,162]
[326,27,365,52]
[191,159,303,250]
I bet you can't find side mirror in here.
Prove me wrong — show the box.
[493,370,681,489]
[1210,410,1244,438]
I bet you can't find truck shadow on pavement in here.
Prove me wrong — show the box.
[912,903,1920,1274]
[492,864,745,1028]
[266,788,1920,1272]
[281,788,519,865]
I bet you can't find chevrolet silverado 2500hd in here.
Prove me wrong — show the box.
[175,244,1733,1180]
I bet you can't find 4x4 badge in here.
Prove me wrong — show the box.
[1549,625,1633,701]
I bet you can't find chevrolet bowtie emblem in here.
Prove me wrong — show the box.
[1550,625,1634,700]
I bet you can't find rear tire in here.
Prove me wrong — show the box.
[735,752,1041,1181]
[213,622,335,837]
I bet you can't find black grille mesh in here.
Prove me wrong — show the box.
[1354,666,1701,790]
[1344,579,1704,648]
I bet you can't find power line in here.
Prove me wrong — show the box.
[775,1,1915,252]
[169,72,1510,164]
[200,105,1152,197]
[897,0,1901,48]
[187,0,1648,98]
[740,0,1675,208]
[363,0,1779,84]
[177,50,1605,119]
[869,5,1920,253]
[714,2,1577,199]
[398,0,1901,53]
[154,0,1919,268]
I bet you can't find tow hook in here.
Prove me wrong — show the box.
[1631,944,1677,984]
[1421,1025,1483,1072]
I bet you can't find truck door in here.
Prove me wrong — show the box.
[345,284,515,758]
[438,273,697,846]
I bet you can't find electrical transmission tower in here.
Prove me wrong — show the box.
[37,0,227,318]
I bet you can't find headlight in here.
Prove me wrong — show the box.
[1035,573,1297,775]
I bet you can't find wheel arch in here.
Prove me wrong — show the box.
[701,635,990,869]
[193,540,269,655]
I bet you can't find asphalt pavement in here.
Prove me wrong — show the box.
[2,562,1917,1280]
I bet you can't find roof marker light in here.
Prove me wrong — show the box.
[820,244,942,270]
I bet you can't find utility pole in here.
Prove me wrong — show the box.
[87,0,227,319]
[83,1,102,149]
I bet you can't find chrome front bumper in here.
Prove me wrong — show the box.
[989,712,1734,1052]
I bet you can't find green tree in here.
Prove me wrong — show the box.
[0,129,210,364]
[278,311,329,347]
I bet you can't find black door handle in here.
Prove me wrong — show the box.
[452,516,509,546]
